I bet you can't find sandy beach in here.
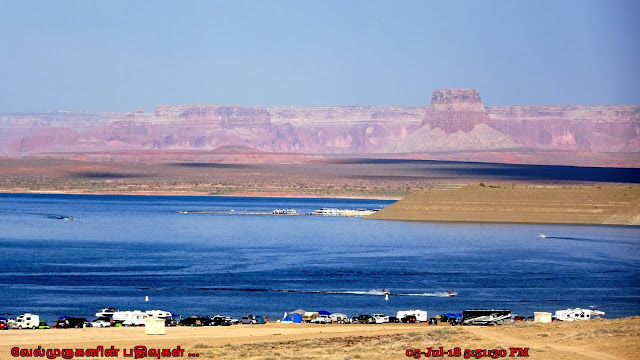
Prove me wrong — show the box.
[367,184,640,225]
[2,318,639,359]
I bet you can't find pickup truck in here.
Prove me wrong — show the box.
[310,315,332,324]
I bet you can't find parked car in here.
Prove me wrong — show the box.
[211,316,231,326]
[310,315,332,324]
[371,314,389,324]
[0,318,7,330]
[225,316,240,325]
[240,316,258,324]
[513,316,525,322]
[356,315,372,324]
[179,316,211,326]
[388,316,400,323]
[91,318,111,327]
[38,320,50,329]
[165,316,179,327]
[401,315,417,323]
[55,317,91,329]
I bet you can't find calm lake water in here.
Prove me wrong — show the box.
[0,193,638,323]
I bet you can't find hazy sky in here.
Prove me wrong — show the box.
[1,0,638,112]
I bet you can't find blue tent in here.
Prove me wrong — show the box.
[317,310,331,316]
[292,314,303,323]
[444,313,462,319]
[0,317,7,321]
[58,316,69,320]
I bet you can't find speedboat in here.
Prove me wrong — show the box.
[539,233,547,238]
[447,291,457,297]
[95,307,115,317]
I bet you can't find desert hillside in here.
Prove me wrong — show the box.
[367,184,640,225]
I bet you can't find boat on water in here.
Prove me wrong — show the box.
[313,208,375,217]
[313,208,343,216]
[447,291,457,297]
[272,209,298,215]
[539,233,547,238]
[49,215,74,220]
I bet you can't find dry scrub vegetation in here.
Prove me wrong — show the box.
[178,318,640,360]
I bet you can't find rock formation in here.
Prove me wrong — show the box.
[1,89,638,166]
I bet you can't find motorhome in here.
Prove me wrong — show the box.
[112,310,147,326]
[15,314,40,329]
[462,310,511,325]
[396,310,428,323]
[555,308,604,321]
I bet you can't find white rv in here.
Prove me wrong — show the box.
[15,313,40,329]
[555,308,604,321]
[396,310,428,323]
[112,310,147,326]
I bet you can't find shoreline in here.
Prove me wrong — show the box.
[0,189,402,201]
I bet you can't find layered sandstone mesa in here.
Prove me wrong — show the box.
[487,105,640,151]
[268,106,424,153]
[155,105,271,131]
[422,89,490,133]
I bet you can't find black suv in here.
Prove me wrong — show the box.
[55,317,90,328]
[179,316,212,326]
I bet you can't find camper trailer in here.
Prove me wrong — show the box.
[396,310,428,323]
[462,310,511,326]
[555,308,604,321]
[302,312,319,323]
[112,311,147,326]
[15,314,40,329]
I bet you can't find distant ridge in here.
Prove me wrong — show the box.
[1,89,638,167]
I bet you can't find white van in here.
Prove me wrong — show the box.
[112,311,147,326]
[15,313,40,329]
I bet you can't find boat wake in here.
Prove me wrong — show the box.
[138,287,456,297]
[540,236,637,246]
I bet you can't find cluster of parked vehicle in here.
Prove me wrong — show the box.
[0,308,272,330]
[0,307,603,330]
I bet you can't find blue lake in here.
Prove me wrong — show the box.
[0,193,638,323]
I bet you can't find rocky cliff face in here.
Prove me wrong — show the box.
[2,90,638,163]
[422,89,491,133]
[403,89,640,153]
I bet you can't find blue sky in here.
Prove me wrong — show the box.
[1,0,638,112]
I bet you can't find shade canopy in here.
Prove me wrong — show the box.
[289,308,306,315]
[317,310,331,316]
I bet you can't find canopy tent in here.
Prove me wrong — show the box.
[444,313,462,319]
[317,310,331,316]
[289,309,306,315]
[0,317,7,321]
